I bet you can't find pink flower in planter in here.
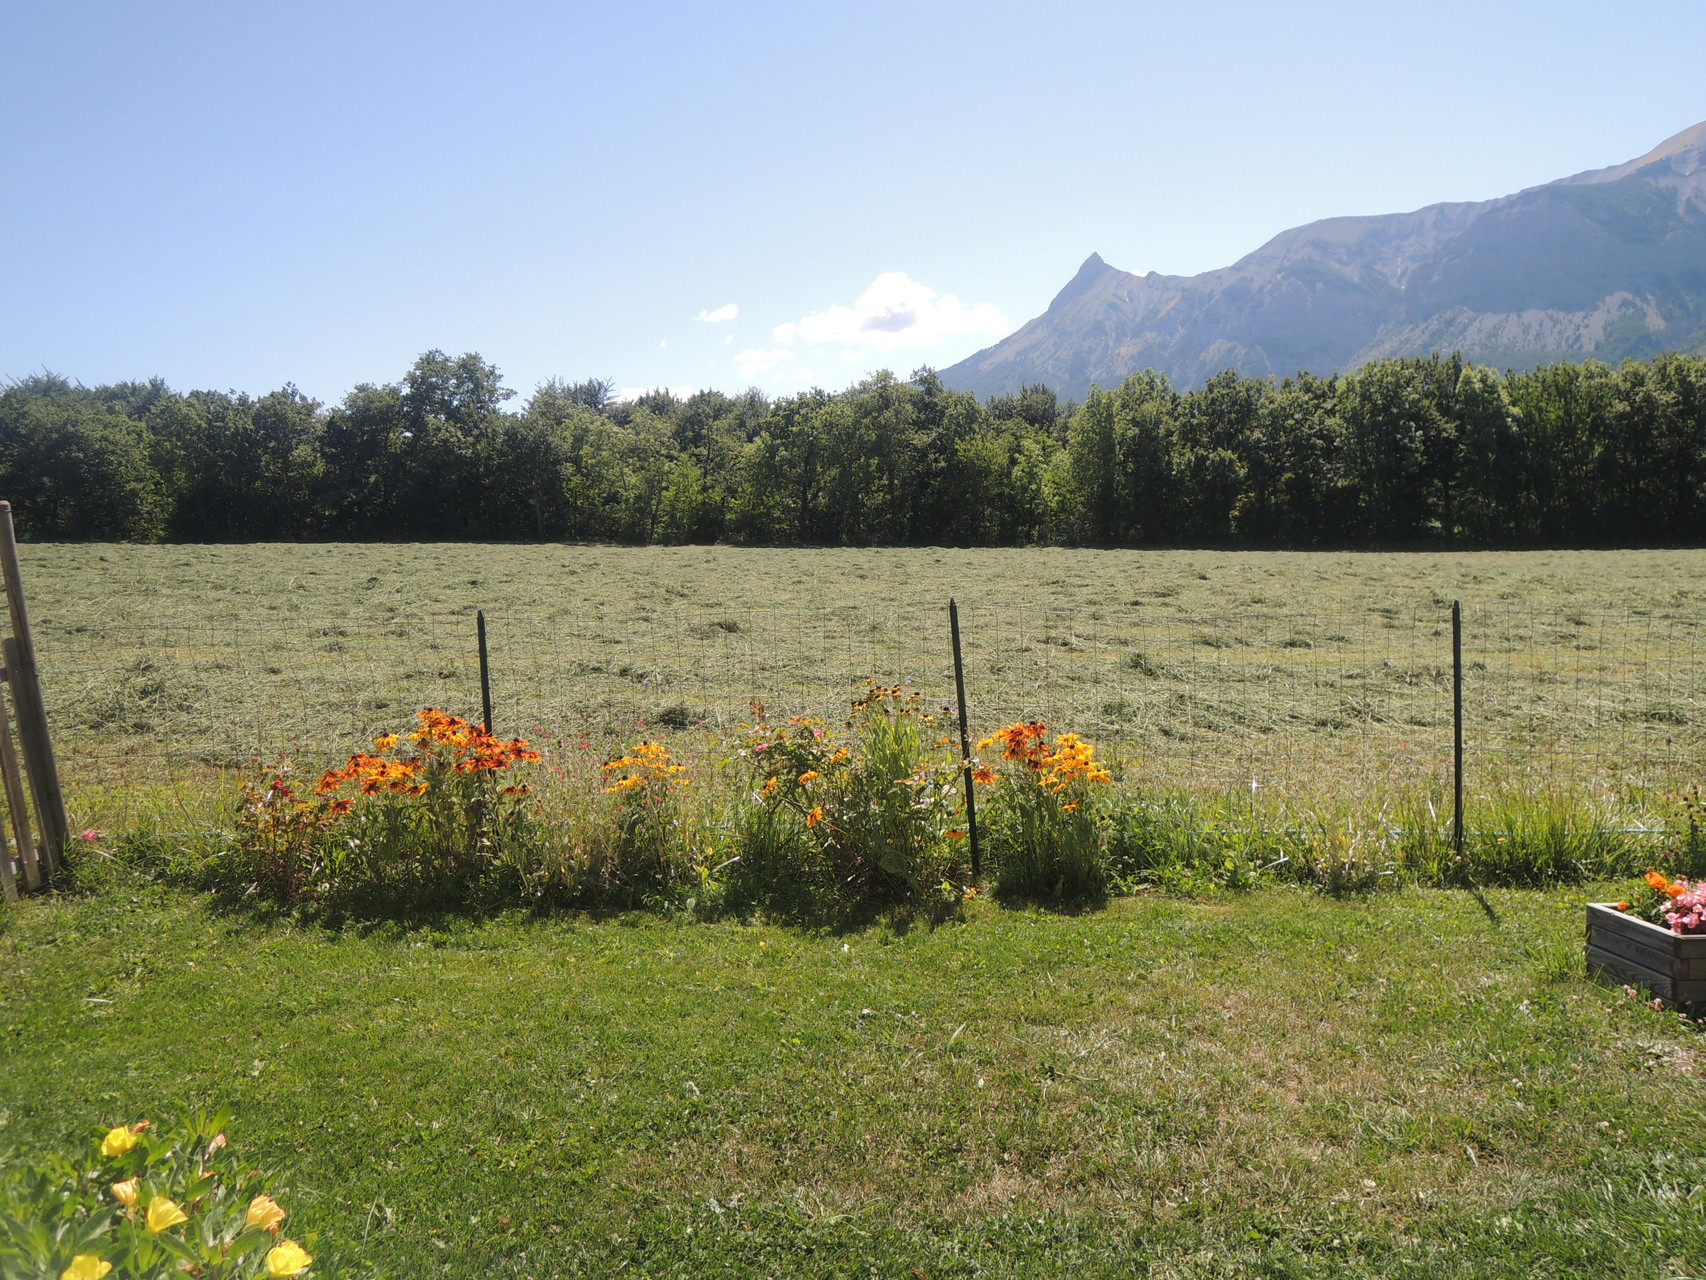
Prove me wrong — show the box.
[1660,880,1706,934]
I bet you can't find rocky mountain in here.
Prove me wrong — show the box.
[942,122,1706,398]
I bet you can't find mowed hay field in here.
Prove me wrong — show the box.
[25,544,1706,828]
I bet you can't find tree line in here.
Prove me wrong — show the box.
[3,347,1703,546]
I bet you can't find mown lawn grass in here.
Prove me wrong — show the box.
[4,878,1704,1278]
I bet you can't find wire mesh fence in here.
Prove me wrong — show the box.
[33,595,1706,827]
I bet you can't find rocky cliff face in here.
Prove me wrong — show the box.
[942,122,1706,397]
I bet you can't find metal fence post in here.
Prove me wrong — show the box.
[477,610,494,736]
[949,599,981,881]
[1453,599,1464,863]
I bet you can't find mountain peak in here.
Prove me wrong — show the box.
[941,123,1706,399]
[1046,252,1118,312]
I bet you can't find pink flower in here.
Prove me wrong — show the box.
[79,829,101,842]
[1662,880,1706,934]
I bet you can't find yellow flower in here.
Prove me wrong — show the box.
[805,806,824,827]
[373,733,400,751]
[797,770,819,784]
[99,1126,138,1158]
[265,1241,314,1277]
[111,1178,138,1208]
[61,1256,111,1280]
[760,776,778,798]
[245,1194,287,1232]
[146,1197,189,1233]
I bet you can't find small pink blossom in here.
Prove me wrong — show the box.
[1661,879,1706,934]
[79,829,101,843]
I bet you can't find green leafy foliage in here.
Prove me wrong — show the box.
[0,1110,327,1279]
[725,684,967,917]
[8,350,1706,547]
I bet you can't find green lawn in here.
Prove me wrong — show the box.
[4,879,1703,1278]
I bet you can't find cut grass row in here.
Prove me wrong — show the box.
[24,545,1706,833]
[4,877,1704,1278]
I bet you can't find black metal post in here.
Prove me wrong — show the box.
[949,598,981,881]
[1452,599,1463,863]
[477,610,494,735]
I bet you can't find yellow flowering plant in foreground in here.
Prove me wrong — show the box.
[975,720,1116,900]
[0,1110,330,1278]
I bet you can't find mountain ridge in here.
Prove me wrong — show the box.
[942,123,1706,398]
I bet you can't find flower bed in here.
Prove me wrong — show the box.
[1585,901,1706,1006]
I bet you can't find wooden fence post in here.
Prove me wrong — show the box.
[0,502,69,880]
[0,679,38,895]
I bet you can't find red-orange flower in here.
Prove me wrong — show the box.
[1647,869,1688,898]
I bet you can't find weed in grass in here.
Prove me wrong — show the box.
[1282,813,1395,897]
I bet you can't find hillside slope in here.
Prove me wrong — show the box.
[943,122,1706,397]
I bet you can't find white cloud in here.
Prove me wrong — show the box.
[772,273,1009,353]
[733,347,794,378]
[659,339,668,349]
[724,334,734,344]
[698,303,739,323]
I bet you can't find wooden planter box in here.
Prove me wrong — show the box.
[1586,902,1706,1005]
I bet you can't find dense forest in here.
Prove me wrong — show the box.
[2,348,1704,547]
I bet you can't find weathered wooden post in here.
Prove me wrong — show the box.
[0,686,39,896]
[0,502,67,881]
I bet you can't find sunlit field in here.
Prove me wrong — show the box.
[8,546,1706,1278]
[23,544,1706,831]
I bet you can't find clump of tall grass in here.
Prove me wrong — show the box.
[1277,809,1396,896]
[1102,790,1279,894]
[1394,786,1670,887]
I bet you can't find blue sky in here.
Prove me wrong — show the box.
[3,0,1703,405]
